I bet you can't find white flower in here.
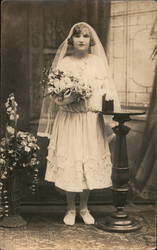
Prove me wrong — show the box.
[1,175,7,180]
[0,139,6,146]
[52,69,59,75]
[21,141,27,146]
[0,147,4,152]
[0,158,5,165]
[53,79,60,86]
[48,87,54,94]
[6,126,15,135]
[24,146,31,152]
[10,114,15,120]
[8,150,14,154]
[7,107,12,112]
[10,95,15,101]
[17,131,27,137]
[5,102,9,108]
[10,110,15,114]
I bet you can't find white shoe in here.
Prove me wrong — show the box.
[63,210,76,226]
[80,209,95,225]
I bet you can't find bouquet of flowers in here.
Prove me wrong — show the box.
[41,68,92,102]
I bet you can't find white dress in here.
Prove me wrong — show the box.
[45,54,112,192]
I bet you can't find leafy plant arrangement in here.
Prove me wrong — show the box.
[0,93,40,218]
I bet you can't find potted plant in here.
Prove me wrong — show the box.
[0,93,40,227]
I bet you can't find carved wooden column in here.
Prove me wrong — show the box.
[97,111,145,232]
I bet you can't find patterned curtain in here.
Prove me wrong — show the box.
[1,2,30,133]
[130,18,157,200]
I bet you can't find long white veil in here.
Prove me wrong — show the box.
[37,22,121,138]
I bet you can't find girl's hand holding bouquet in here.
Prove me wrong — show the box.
[55,92,77,106]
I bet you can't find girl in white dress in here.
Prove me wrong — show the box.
[38,22,121,225]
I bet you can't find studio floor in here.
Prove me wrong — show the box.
[0,204,156,250]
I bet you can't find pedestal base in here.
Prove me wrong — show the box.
[0,215,27,228]
[96,213,142,233]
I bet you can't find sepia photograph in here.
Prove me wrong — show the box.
[0,0,157,249]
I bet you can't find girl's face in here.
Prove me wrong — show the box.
[72,27,91,52]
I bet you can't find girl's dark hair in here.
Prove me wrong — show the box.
[67,24,95,47]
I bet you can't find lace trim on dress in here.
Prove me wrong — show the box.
[45,148,112,192]
[47,152,112,170]
[46,155,112,192]
[47,143,112,167]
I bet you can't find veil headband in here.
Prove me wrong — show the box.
[37,22,121,138]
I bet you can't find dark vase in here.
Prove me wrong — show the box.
[0,169,29,228]
[8,169,28,214]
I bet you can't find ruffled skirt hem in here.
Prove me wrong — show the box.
[45,155,112,192]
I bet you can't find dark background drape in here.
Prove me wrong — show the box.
[1,0,113,204]
[131,60,157,200]
[130,18,157,201]
[1,1,30,133]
